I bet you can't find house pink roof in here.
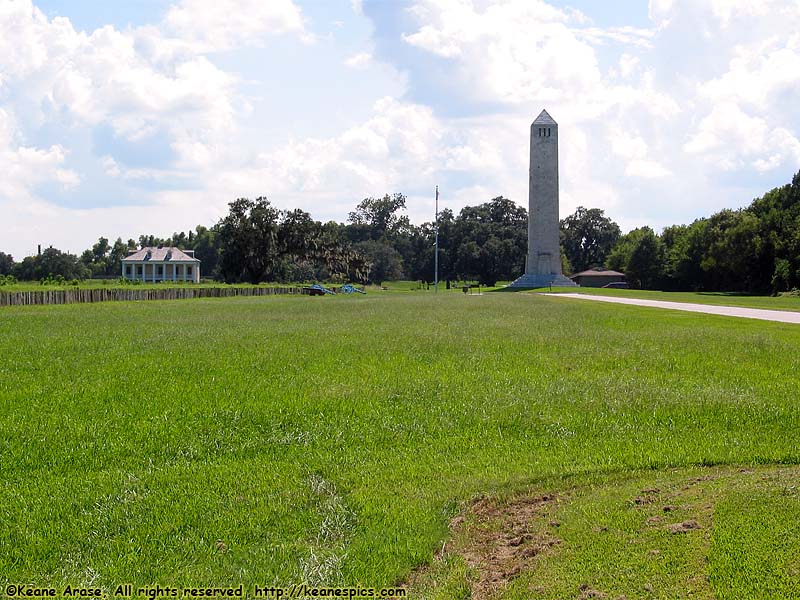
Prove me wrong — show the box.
[122,247,199,262]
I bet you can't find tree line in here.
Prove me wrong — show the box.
[2,169,799,293]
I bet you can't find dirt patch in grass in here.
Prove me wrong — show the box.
[459,494,563,599]
[405,466,800,599]
[668,519,702,534]
[402,492,564,599]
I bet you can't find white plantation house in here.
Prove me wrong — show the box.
[121,247,200,283]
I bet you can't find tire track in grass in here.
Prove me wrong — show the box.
[300,474,356,586]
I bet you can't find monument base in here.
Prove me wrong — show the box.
[508,272,578,289]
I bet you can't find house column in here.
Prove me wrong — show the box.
[172,263,176,282]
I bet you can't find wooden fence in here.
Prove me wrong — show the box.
[0,286,306,307]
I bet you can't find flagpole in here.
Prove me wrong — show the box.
[434,185,439,293]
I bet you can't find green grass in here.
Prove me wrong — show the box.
[525,286,800,312]
[415,464,800,599]
[1,293,798,594]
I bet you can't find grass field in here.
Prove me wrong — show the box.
[1,292,798,598]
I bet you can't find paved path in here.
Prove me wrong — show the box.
[547,293,800,324]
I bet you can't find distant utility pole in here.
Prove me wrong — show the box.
[434,185,439,293]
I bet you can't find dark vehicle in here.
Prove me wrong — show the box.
[303,283,336,296]
[602,281,629,289]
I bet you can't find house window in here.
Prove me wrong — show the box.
[137,265,143,276]
[157,265,163,276]
[187,266,193,276]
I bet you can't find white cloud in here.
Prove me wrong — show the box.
[395,0,800,230]
[710,0,777,28]
[609,132,671,178]
[0,2,240,151]
[0,1,256,255]
[0,0,249,188]
[699,34,800,109]
[577,26,654,49]
[618,53,640,78]
[163,0,307,52]
[0,109,78,196]
[345,52,372,68]
[625,160,671,179]
[3,0,800,258]
[100,156,121,178]
[402,0,605,103]
[684,102,800,172]
[648,0,674,26]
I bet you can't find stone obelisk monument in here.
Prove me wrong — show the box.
[510,109,576,288]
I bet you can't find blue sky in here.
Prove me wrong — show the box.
[2,0,799,258]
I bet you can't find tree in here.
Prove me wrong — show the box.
[13,247,89,281]
[138,234,167,248]
[627,229,665,289]
[92,237,111,263]
[560,207,621,273]
[660,222,707,291]
[0,252,15,275]
[217,197,280,283]
[701,210,765,292]
[608,227,665,289]
[108,238,135,277]
[278,209,322,259]
[192,226,220,279]
[450,197,527,285]
[357,240,404,285]
[772,258,792,293]
[745,171,800,292]
[347,193,408,241]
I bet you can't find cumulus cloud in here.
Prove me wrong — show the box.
[684,102,800,172]
[3,0,800,257]
[344,52,372,68]
[394,0,800,229]
[402,0,604,103]
[698,34,800,110]
[0,0,286,255]
[163,0,308,51]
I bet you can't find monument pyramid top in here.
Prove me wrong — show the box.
[532,109,557,125]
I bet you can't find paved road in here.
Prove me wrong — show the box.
[548,293,800,324]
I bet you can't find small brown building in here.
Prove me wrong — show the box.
[570,268,626,287]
